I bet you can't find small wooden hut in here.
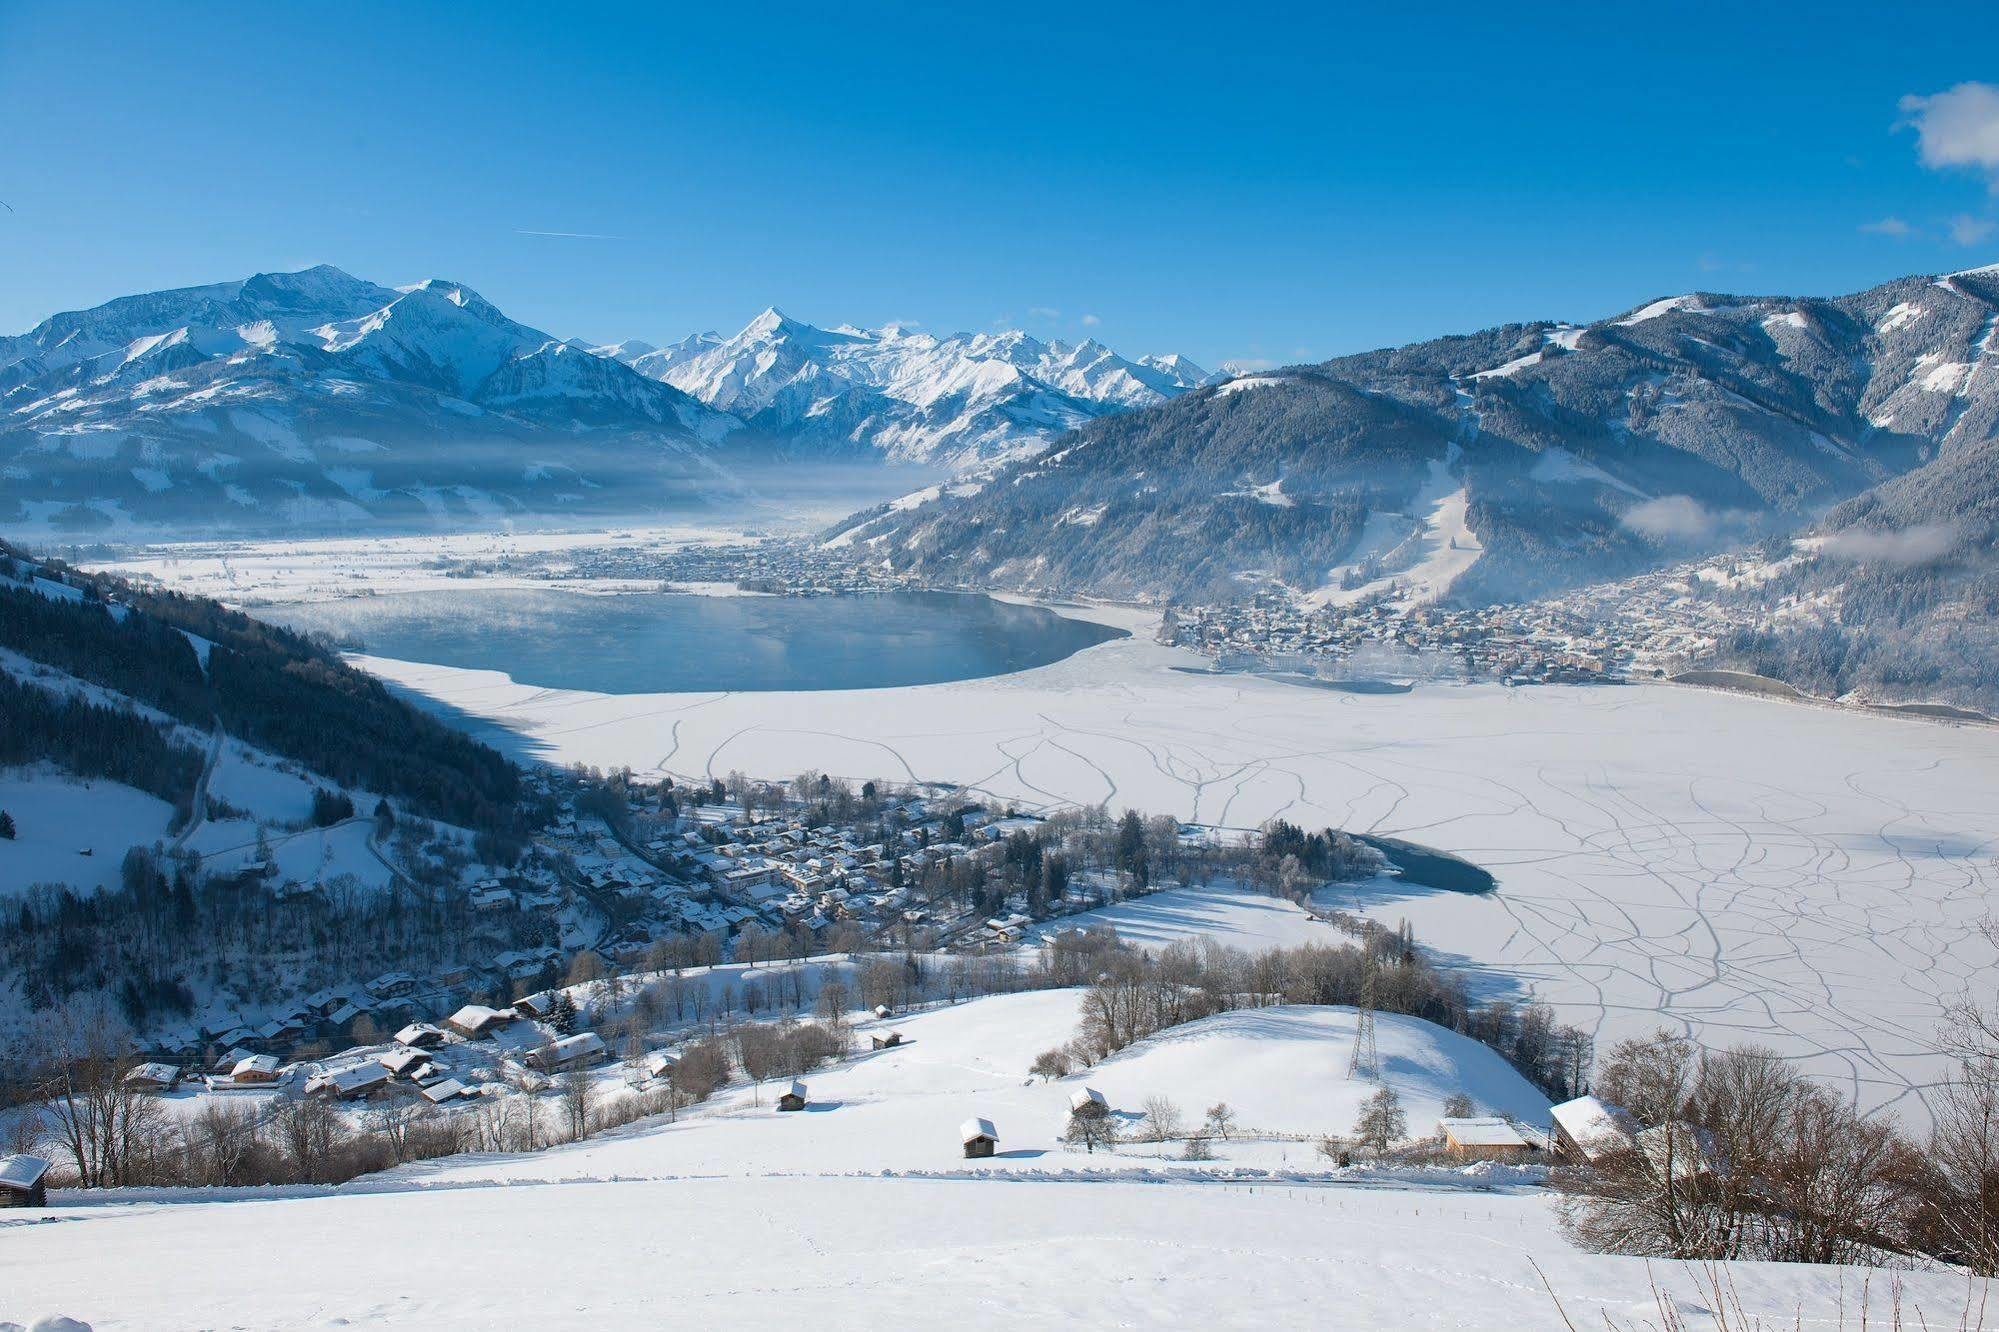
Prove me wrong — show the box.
[961,1116,999,1159]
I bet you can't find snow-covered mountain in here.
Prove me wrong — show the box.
[595,308,1218,466]
[843,264,1999,606]
[0,269,1208,534]
[0,266,739,534]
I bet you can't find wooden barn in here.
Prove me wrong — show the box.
[778,1080,808,1112]
[960,1116,999,1159]
[1069,1086,1109,1119]
[1550,1095,1639,1165]
[1436,1116,1536,1161]
[0,1154,51,1209]
[870,1031,905,1051]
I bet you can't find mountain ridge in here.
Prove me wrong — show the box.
[834,265,1999,606]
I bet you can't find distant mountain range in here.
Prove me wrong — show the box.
[590,310,1217,467]
[838,265,1999,606]
[0,267,1210,534]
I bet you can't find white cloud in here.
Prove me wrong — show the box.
[1860,216,1914,238]
[1080,314,1101,327]
[1619,496,1761,546]
[1027,306,1061,321]
[1622,495,1717,542]
[1949,213,1997,246]
[1899,82,1999,184]
[1821,521,1960,567]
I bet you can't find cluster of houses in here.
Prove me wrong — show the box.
[117,986,633,1119]
[1173,592,1632,687]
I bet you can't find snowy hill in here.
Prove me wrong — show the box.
[0,267,739,535]
[597,306,1217,466]
[402,992,1551,1188]
[10,986,1984,1329]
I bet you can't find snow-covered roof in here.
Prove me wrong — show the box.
[311,1063,390,1096]
[0,1153,50,1190]
[231,1054,280,1078]
[124,1061,180,1085]
[786,1080,808,1099]
[421,1078,471,1104]
[1069,1086,1108,1112]
[395,1022,444,1045]
[1550,1096,1638,1157]
[960,1116,999,1143]
[449,1004,513,1030]
[554,1032,605,1058]
[1438,1117,1529,1148]
[380,1047,432,1075]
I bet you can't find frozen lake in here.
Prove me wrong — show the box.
[349,604,1999,1124]
[260,587,1124,693]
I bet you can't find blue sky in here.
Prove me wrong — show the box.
[3,2,1998,368]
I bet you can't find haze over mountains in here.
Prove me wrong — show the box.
[0,266,1211,534]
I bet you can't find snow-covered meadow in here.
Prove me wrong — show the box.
[8,987,1990,1330]
[335,607,1999,1124]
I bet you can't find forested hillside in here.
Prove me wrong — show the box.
[841,267,1999,606]
[0,542,527,837]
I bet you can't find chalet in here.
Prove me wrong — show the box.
[527,1032,607,1074]
[512,991,557,1022]
[777,1080,808,1112]
[211,1046,257,1074]
[445,1005,516,1040]
[307,1063,391,1100]
[229,1054,282,1084]
[872,1004,893,1020]
[0,1154,50,1208]
[1437,1117,1536,1161]
[123,1062,181,1092]
[420,1078,473,1105]
[379,1047,434,1080]
[322,1003,367,1037]
[1069,1086,1110,1120]
[368,971,419,999]
[394,1022,448,1050]
[1550,1095,1640,1165]
[870,1031,905,1051]
[960,1116,999,1159]
[642,1050,678,1082]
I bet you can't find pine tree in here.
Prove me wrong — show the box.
[548,990,579,1036]
[0,809,14,840]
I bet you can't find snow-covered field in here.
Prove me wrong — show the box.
[336,611,1999,1124]
[8,989,1988,1330]
[0,770,176,892]
[1032,879,1342,955]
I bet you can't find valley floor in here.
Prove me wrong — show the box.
[341,607,1999,1125]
